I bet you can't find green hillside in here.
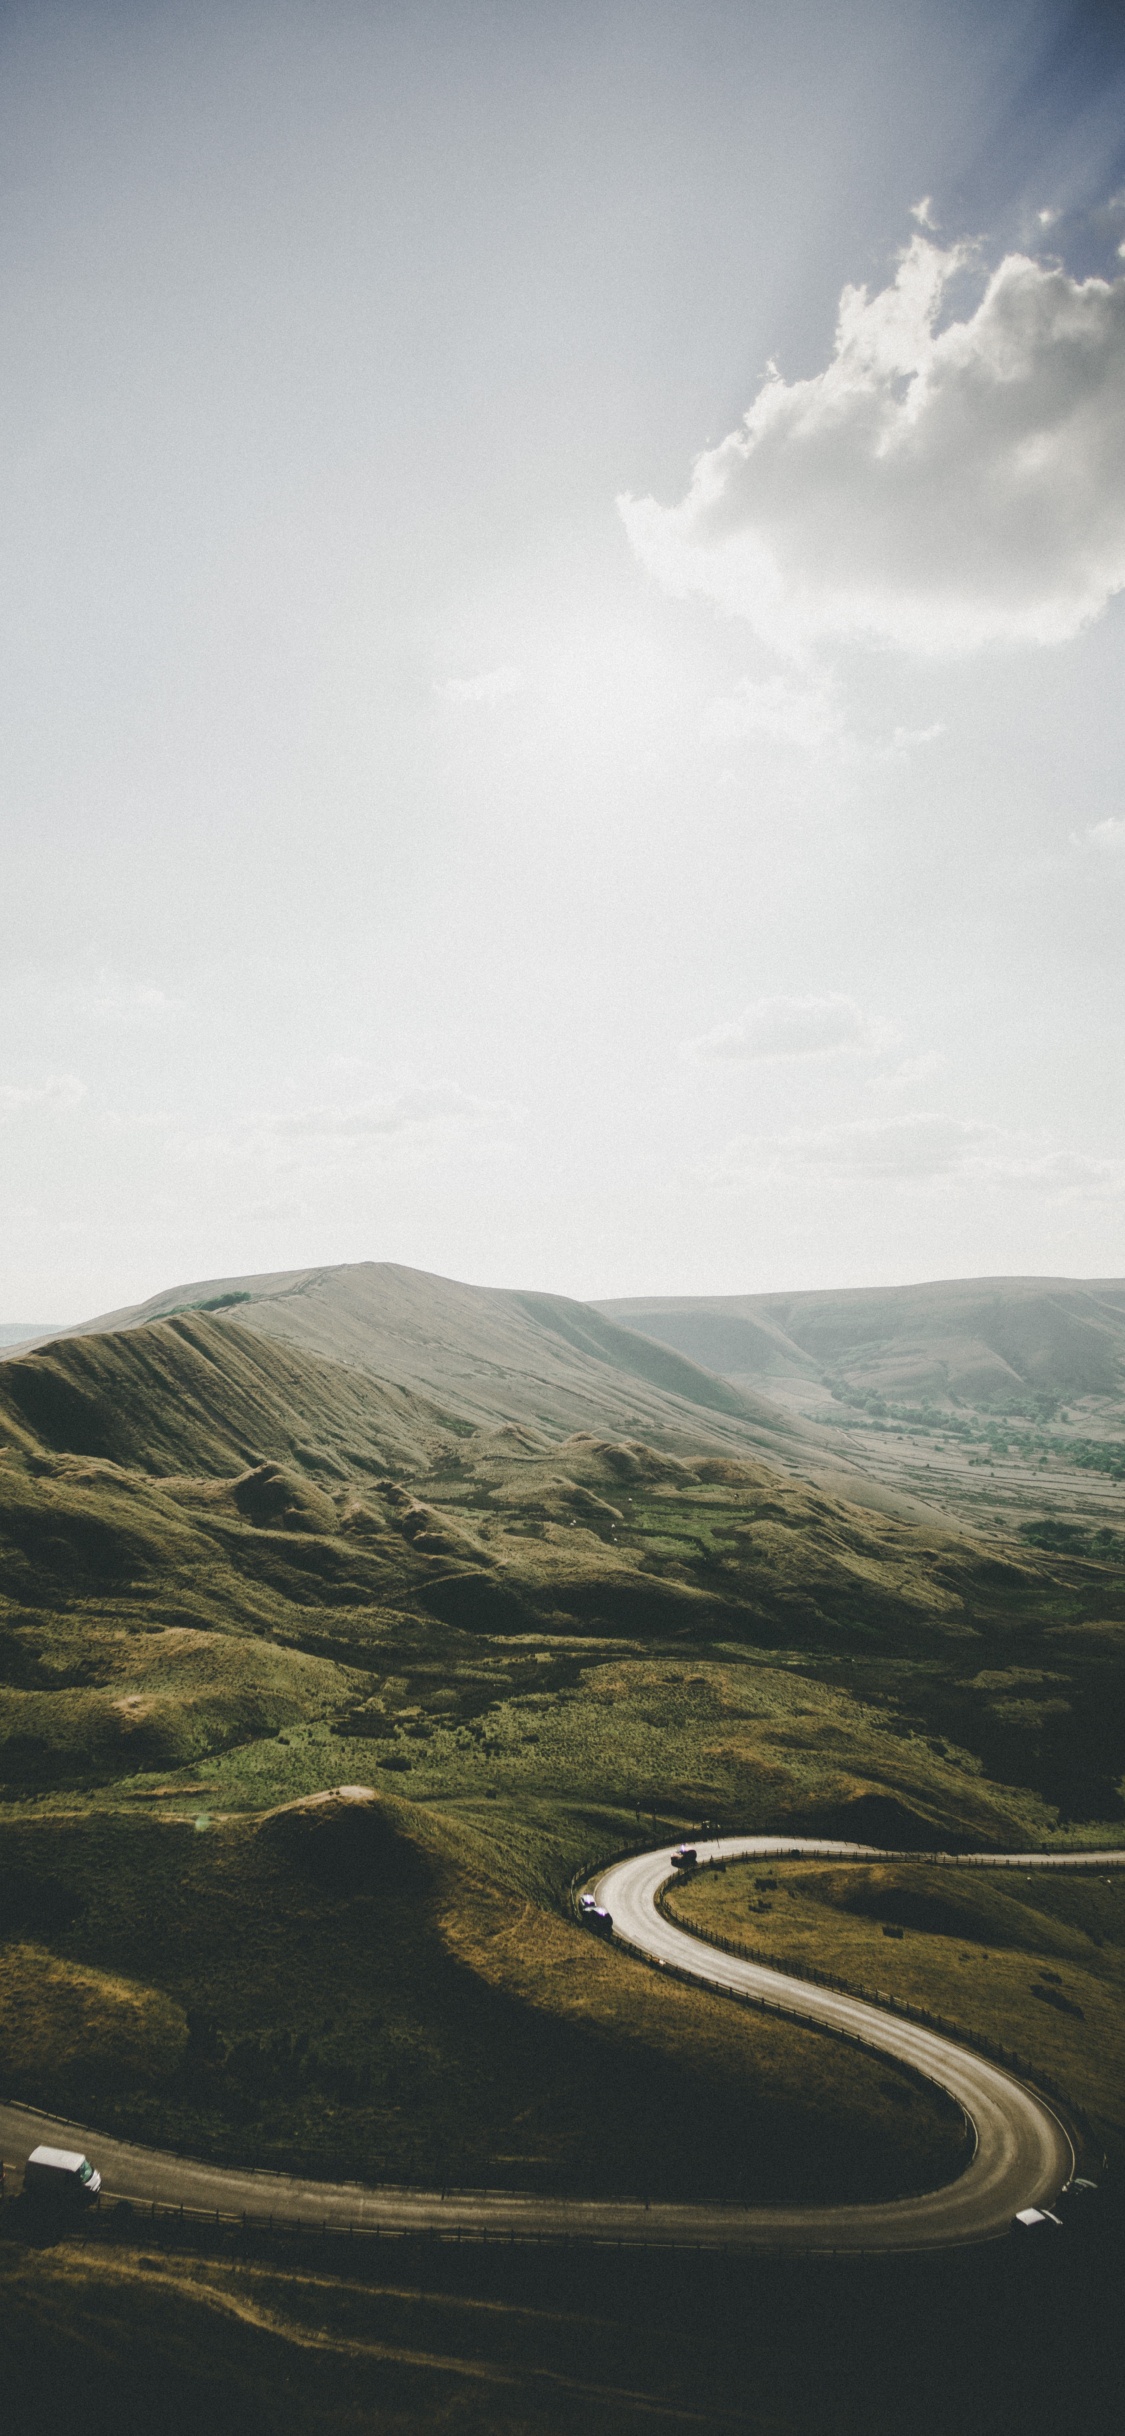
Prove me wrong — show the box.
[0,1280,1122,2223]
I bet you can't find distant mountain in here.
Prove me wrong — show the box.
[596,1277,1125,1414]
[24,1261,795,1454]
[0,1323,62,1349]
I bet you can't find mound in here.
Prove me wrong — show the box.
[256,1785,424,1895]
[232,1463,336,1533]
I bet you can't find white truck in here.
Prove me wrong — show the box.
[24,2145,102,2206]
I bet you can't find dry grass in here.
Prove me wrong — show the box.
[0,1941,187,2091]
[668,1857,1125,2163]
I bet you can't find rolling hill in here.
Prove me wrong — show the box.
[25,1261,792,1452]
[596,1276,1125,1416]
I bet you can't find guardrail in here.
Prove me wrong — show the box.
[0,2190,847,2258]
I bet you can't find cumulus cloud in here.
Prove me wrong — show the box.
[0,1074,85,1119]
[712,1112,1125,1196]
[620,235,1125,656]
[437,664,524,705]
[687,994,879,1062]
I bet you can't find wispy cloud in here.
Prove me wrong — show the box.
[686,994,883,1063]
[436,665,524,706]
[620,234,1125,656]
[172,1082,522,1171]
[0,1074,85,1120]
[90,969,180,1020]
[701,671,845,751]
[712,1112,1125,1197]
[1071,815,1125,855]
[261,1082,518,1140]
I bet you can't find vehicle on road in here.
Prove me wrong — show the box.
[1012,2206,1063,2235]
[670,1846,697,1870]
[586,1906,613,1937]
[578,1890,598,1911]
[24,2146,101,2207]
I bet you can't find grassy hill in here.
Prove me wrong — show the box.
[0,1309,451,1479]
[599,1275,1125,1416]
[1,1302,1123,1814]
[0,1268,1122,2232]
[36,1261,789,1448]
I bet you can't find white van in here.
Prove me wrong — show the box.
[24,2146,102,2205]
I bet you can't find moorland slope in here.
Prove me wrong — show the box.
[32,1261,788,1449]
[599,1275,1125,1416]
[1,1262,1123,2236]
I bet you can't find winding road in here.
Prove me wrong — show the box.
[3,1839,1121,2253]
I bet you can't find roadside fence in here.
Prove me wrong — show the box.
[653,1870,1096,2155]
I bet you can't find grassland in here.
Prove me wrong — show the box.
[666,1856,1125,2167]
[1,1299,1123,2220]
[3,2212,1124,2436]
[0,1787,966,2204]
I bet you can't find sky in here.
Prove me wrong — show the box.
[2,0,1125,1320]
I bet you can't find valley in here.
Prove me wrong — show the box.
[2,1261,1123,2430]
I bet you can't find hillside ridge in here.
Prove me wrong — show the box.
[9,1259,794,1454]
[597,1275,1125,1414]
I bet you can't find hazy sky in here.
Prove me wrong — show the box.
[3,0,1125,1318]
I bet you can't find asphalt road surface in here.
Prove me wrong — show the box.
[4,1839,1120,2252]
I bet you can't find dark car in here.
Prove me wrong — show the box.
[587,1906,613,1937]
[670,1847,698,1870]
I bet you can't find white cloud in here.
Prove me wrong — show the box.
[889,722,944,751]
[0,1074,85,1119]
[1072,815,1125,854]
[263,1082,518,1140]
[712,1112,1125,1196]
[437,664,524,705]
[90,969,179,1019]
[620,235,1125,656]
[701,675,944,764]
[910,197,938,230]
[173,1083,521,1172]
[701,671,844,750]
[687,994,879,1062]
[868,1051,949,1095]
